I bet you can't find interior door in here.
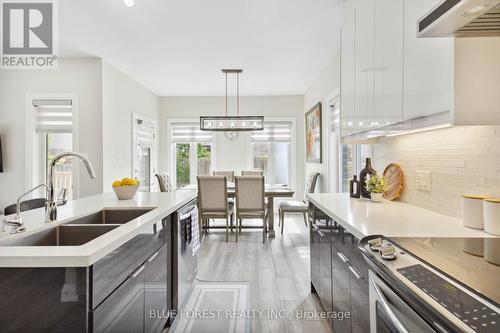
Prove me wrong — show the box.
[133,115,157,192]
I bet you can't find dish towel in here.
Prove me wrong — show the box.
[190,206,200,255]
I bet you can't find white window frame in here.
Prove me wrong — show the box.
[25,93,80,199]
[132,112,158,192]
[246,117,297,195]
[167,119,217,189]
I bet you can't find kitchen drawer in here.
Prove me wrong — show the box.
[91,218,169,308]
[332,226,369,280]
[92,263,145,333]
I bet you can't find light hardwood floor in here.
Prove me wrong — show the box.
[196,215,332,333]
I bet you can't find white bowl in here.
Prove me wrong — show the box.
[113,184,139,200]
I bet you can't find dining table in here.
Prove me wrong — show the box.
[180,183,294,238]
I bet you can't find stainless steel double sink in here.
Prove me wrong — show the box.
[4,208,154,246]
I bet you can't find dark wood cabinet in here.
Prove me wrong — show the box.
[310,204,370,333]
[93,263,145,333]
[144,242,170,333]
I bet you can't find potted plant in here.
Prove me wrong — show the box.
[365,174,387,203]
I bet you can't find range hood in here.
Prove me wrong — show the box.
[418,0,500,37]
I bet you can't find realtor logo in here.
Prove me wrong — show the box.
[1,0,58,69]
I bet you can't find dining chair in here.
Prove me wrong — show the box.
[235,176,266,243]
[241,170,263,176]
[212,170,235,183]
[197,176,234,242]
[278,172,320,234]
[155,173,174,192]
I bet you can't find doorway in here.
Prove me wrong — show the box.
[132,113,157,192]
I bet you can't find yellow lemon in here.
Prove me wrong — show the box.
[121,178,137,186]
[112,180,122,188]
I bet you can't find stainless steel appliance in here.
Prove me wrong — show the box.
[418,0,500,37]
[173,199,199,310]
[360,236,500,333]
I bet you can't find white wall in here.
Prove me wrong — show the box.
[101,61,160,192]
[0,58,103,209]
[159,96,305,198]
[303,52,341,193]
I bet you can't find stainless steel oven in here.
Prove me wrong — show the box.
[369,271,434,333]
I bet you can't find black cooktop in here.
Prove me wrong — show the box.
[397,264,498,333]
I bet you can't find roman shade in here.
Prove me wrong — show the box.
[33,100,73,133]
[172,121,214,143]
[250,121,293,143]
[137,121,155,148]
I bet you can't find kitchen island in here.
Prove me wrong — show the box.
[0,191,197,333]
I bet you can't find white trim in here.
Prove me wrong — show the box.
[326,89,340,193]
[132,112,158,192]
[166,118,218,188]
[25,93,80,198]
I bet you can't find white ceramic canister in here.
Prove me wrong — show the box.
[462,238,484,257]
[461,195,490,229]
[483,198,500,236]
[484,238,500,266]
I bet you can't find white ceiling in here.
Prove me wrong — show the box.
[59,0,342,96]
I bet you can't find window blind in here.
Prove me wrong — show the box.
[250,121,293,143]
[33,100,73,133]
[330,97,340,132]
[137,121,155,148]
[171,121,214,143]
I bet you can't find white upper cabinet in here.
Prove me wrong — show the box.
[402,0,453,121]
[354,0,375,129]
[340,0,356,135]
[374,0,403,127]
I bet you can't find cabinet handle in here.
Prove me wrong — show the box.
[348,265,362,279]
[131,265,145,279]
[312,224,325,237]
[148,251,159,262]
[337,251,348,263]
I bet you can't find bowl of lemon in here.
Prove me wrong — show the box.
[112,178,140,200]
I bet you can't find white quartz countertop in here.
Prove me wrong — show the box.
[0,191,197,267]
[306,193,496,240]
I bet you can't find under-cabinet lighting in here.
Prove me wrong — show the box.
[385,123,451,137]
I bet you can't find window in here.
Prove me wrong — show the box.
[250,121,293,186]
[171,122,214,188]
[34,100,75,200]
[340,144,372,193]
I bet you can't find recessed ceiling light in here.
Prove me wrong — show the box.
[123,0,135,7]
[462,4,488,17]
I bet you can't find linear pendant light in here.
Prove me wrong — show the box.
[200,69,264,140]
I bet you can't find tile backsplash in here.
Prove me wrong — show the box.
[372,126,500,218]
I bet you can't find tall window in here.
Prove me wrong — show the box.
[34,100,74,200]
[171,122,214,188]
[250,121,293,185]
[340,144,372,192]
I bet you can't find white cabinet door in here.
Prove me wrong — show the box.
[403,0,453,121]
[374,0,403,127]
[340,0,356,135]
[354,0,375,130]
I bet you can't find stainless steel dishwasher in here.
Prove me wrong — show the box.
[172,199,199,311]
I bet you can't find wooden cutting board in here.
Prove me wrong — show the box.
[383,163,404,201]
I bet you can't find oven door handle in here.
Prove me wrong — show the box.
[370,279,409,333]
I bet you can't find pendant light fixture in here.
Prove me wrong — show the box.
[200,69,264,141]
